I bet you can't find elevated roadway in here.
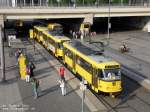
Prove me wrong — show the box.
[0,7,150,23]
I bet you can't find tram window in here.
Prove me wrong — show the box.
[84,24,89,28]
[77,56,92,74]
[104,69,120,77]
[64,48,73,59]
[56,43,63,49]
[58,43,63,49]
[39,31,42,36]
[98,69,104,78]
[47,38,55,46]
[34,29,37,34]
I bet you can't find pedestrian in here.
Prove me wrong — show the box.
[80,34,84,42]
[73,31,76,39]
[69,30,73,38]
[31,78,40,99]
[29,61,36,77]
[75,32,78,39]
[59,66,65,82]
[59,80,66,96]
[15,49,22,64]
[26,64,30,82]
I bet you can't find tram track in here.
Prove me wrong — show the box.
[92,74,150,112]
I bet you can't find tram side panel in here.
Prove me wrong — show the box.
[63,42,122,94]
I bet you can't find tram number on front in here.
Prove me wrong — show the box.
[112,82,116,86]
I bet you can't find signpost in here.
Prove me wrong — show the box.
[148,24,150,33]
[107,0,111,46]
[0,25,5,82]
[80,78,87,112]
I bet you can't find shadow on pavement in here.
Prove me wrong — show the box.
[66,85,79,96]
[5,65,18,73]
[4,76,20,85]
[39,84,60,98]
[34,66,55,77]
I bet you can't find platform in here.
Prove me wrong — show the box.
[0,40,107,112]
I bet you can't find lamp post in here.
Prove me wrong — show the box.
[121,0,123,6]
[71,0,76,8]
[80,78,87,112]
[107,0,111,46]
[0,25,5,82]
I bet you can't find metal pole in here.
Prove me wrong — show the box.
[81,78,85,112]
[40,0,41,6]
[121,0,123,6]
[107,0,111,46]
[32,0,33,6]
[24,0,25,6]
[0,25,5,82]
[83,0,84,6]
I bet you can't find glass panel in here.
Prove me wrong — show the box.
[84,24,90,28]
[98,69,104,78]
[102,69,121,80]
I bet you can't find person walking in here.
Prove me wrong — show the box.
[26,64,30,82]
[15,49,22,65]
[73,31,76,39]
[29,61,36,77]
[59,80,66,96]
[59,66,65,82]
[31,78,39,99]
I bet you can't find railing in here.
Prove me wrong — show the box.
[0,0,150,8]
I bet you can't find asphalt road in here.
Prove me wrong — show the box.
[90,30,150,112]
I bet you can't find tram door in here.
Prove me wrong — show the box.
[72,54,76,71]
[55,43,58,56]
[92,68,98,88]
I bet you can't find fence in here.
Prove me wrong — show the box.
[0,0,150,8]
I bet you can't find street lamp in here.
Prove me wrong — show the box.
[0,25,5,82]
[107,0,111,46]
[121,0,123,6]
[71,0,76,7]
[57,0,61,7]
[80,78,87,112]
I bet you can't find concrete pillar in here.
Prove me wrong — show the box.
[0,15,5,82]
[83,14,94,25]
[142,17,150,32]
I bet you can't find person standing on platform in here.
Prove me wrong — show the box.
[73,31,76,39]
[59,66,65,82]
[26,64,30,82]
[29,61,36,77]
[31,78,39,99]
[15,49,22,64]
[59,80,66,96]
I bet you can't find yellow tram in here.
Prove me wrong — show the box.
[33,26,47,42]
[30,23,122,97]
[63,40,122,96]
[32,23,70,57]
[47,23,63,33]
[42,29,70,57]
